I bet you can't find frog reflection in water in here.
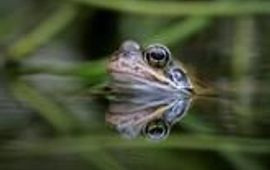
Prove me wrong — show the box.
[106,41,193,140]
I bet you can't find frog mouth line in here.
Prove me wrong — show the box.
[108,61,175,86]
[109,71,193,96]
[108,42,194,96]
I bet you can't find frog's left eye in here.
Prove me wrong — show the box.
[144,44,171,68]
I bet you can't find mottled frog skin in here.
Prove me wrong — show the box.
[106,41,193,140]
[107,40,194,97]
[106,93,191,140]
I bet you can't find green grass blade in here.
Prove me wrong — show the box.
[71,0,270,16]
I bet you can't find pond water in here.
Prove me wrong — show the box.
[1,50,270,170]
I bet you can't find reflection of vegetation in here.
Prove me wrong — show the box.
[1,0,270,170]
[15,134,270,154]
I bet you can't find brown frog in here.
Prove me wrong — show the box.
[107,40,194,97]
[106,41,194,140]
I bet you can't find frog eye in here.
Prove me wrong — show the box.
[143,119,170,140]
[168,68,194,92]
[144,44,171,68]
[168,68,186,83]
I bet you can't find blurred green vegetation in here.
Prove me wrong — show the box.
[1,0,270,170]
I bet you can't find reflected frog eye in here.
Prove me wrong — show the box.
[143,119,169,140]
[144,44,171,68]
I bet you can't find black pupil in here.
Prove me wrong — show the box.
[148,126,165,136]
[144,45,171,68]
[150,49,166,60]
[144,120,169,140]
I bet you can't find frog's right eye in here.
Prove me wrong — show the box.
[168,68,187,83]
[167,67,194,93]
[144,44,171,68]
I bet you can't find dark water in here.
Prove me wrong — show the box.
[1,64,270,170]
[1,39,270,170]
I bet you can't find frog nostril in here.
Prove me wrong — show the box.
[185,87,194,93]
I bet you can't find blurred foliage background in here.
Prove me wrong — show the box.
[0,0,270,170]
